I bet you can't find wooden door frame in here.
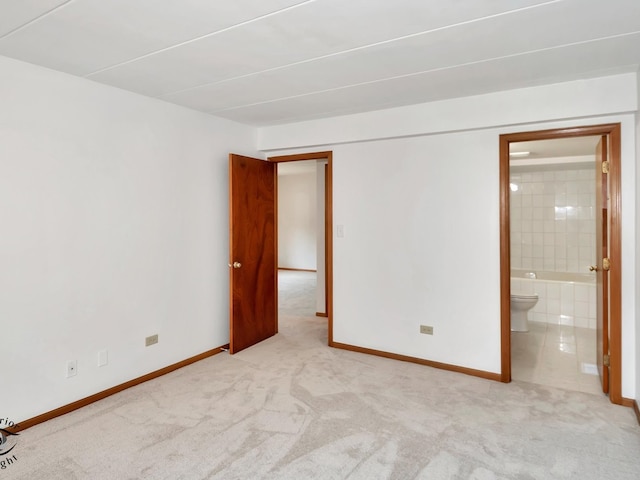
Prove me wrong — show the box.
[499,124,622,405]
[268,151,334,345]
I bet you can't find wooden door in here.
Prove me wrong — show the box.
[595,137,609,393]
[229,154,277,354]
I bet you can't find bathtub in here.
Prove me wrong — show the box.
[510,269,597,329]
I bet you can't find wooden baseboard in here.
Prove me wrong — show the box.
[622,398,640,424]
[315,312,328,317]
[11,345,228,433]
[330,341,502,382]
[621,397,634,408]
[278,267,317,272]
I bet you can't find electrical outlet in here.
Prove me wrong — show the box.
[66,360,77,378]
[420,325,434,335]
[145,334,158,347]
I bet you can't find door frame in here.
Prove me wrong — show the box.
[499,124,622,405]
[268,151,334,345]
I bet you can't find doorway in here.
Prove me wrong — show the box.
[508,135,602,396]
[277,159,325,320]
[228,151,333,354]
[270,151,333,344]
[499,124,622,405]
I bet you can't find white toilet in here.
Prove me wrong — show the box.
[510,294,539,332]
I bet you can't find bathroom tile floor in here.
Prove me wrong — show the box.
[511,321,604,396]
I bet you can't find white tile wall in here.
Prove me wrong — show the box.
[510,166,596,274]
[511,277,596,329]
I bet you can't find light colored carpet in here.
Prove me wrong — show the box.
[9,272,640,479]
[278,270,317,317]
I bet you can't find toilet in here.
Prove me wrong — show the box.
[510,294,539,332]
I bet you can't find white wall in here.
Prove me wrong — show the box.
[316,162,326,314]
[260,74,638,397]
[0,55,258,422]
[636,69,640,405]
[278,172,317,270]
[332,132,502,372]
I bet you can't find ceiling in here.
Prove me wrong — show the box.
[1,0,639,126]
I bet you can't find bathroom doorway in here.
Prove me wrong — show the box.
[499,124,622,405]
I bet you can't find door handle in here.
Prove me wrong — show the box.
[229,261,242,269]
[589,265,598,272]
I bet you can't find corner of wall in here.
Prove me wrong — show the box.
[635,69,640,402]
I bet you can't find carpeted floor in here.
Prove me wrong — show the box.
[8,271,640,479]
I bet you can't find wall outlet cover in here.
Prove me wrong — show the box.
[66,360,77,378]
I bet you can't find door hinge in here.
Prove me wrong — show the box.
[602,258,611,271]
[602,161,610,174]
[603,354,610,367]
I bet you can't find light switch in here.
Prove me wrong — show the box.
[98,350,108,367]
[337,225,344,238]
